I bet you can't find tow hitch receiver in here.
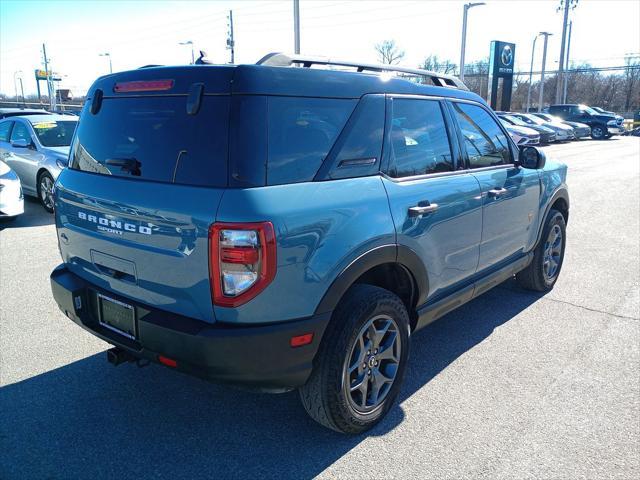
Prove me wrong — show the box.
[106,347,135,366]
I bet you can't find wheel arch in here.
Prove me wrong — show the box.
[314,244,428,330]
[535,187,570,246]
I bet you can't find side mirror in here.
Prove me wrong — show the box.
[517,146,546,169]
[11,138,30,148]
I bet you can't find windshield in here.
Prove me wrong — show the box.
[502,115,529,127]
[579,105,599,115]
[31,120,77,147]
[521,115,545,125]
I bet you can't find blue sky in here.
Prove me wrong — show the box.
[1,0,639,97]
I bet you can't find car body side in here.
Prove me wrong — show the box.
[0,115,74,196]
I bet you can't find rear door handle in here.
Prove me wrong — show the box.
[487,187,508,198]
[408,203,439,217]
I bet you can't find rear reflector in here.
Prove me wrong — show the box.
[114,79,174,93]
[158,355,178,368]
[290,333,314,348]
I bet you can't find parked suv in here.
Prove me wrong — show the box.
[546,104,624,139]
[50,53,569,434]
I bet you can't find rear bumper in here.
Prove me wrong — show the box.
[50,264,330,390]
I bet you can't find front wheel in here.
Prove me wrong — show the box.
[37,171,55,213]
[591,125,607,140]
[516,209,566,292]
[299,284,410,434]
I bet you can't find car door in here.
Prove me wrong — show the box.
[381,96,483,303]
[448,100,540,273]
[5,119,41,194]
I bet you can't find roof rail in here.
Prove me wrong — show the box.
[256,52,469,91]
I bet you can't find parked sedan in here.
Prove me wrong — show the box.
[0,160,24,219]
[0,114,77,212]
[497,113,556,144]
[531,113,591,139]
[499,119,540,146]
[509,113,576,142]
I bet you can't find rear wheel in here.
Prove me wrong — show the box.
[37,171,55,213]
[299,284,410,434]
[516,209,566,292]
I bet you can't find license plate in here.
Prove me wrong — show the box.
[98,293,136,340]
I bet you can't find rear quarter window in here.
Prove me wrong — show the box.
[267,97,356,185]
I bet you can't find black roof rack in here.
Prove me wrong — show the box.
[255,52,469,91]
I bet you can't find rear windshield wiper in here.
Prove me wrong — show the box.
[105,158,141,176]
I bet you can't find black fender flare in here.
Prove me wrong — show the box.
[314,244,429,315]
[535,186,570,246]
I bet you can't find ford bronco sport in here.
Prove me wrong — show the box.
[50,53,569,434]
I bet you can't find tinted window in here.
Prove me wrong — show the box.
[452,102,511,168]
[71,96,229,187]
[10,122,32,143]
[0,121,11,142]
[267,97,356,185]
[389,99,453,178]
[31,120,77,147]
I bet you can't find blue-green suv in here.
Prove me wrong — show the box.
[50,53,569,433]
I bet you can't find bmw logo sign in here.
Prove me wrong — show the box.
[501,45,513,66]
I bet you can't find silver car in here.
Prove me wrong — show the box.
[0,159,24,219]
[0,114,77,212]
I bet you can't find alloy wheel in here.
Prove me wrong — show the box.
[543,224,563,281]
[343,314,401,413]
[40,175,54,210]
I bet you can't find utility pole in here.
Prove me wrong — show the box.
[293,0,300,54]
[538,32,552,112]
[42,43,56,111]
[459,2,485,81]
[555,0,577,103]
[227,10,235,63]
[562,20,572,103]
[526,35,540,113]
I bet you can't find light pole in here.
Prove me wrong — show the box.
[562,20,572,103]
[99,52,112,73]
[293,0,300,54]
[538,32,553,112]
[13,71,23,105]
[179,41,195,64]
[459,2,485,81]
[526,35,540,113]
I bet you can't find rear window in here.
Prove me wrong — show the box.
[31,120,77,147]
[267,97,356,185]
[70,96,229,187]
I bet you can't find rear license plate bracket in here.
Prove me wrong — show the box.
[97,293,136,340]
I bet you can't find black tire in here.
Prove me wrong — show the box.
[516,209,566,292]
[37,171,55,213]
[591,125,607,140]
[299,284,410,434]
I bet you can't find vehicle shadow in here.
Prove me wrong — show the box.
[0,280,543,479]
[0,197,53,230]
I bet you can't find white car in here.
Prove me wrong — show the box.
[0,160,24,219]
[500,119,540,146]
[0,114,77,213]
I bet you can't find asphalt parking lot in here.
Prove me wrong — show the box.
[1,137,639,479]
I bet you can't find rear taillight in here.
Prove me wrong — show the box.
[209,222,276,307]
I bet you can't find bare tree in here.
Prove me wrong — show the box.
[419,55,457,74]
[375,40,405,65]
